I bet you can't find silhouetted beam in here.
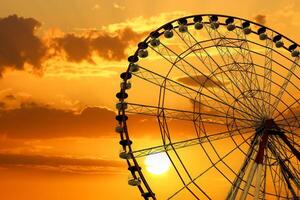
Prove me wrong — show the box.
[279,133,300,161]
[132,127,252,158]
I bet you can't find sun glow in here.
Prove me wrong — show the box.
[144,153,171,175]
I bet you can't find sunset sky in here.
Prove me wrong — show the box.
[0,0,300,199]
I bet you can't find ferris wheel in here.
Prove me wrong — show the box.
[115,14,300,199]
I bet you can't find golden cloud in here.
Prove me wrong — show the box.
[0,153,124,175]
[54,27,146,62]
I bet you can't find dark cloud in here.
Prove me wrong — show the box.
[0,103,116,138]
[254,14,266,25]
[0,15,46,75]
[56,34,91,63]
[177,75,226,88]
[0,153,124,175]
[91,27,146,61]
[0,14,146,77]
[4,94,17,100]
[55,27,146,62]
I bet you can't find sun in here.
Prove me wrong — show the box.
[144,153,171,175]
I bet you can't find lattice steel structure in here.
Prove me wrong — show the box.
[115,14,300,199]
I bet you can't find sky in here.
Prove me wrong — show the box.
[0,0,300,199]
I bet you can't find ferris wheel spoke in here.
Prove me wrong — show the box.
[125,102,255,126]
[159,123,211,199]
[150,42,263,120]
[271,137,300,182]
[132,64,258,120]
[167,149,207,200]
[277,114,300,122]
[273,98,300,120]
[209,65,300,123]
[262,34,275,117]
[165,151,201,200]
[175,28,262,120]
[277,122,300,130]
[266,149,280,198]
[268,142,300,197]
[173,29,236,108]
[266,144,297,199]
[265,150,295,199]
[152,38,259,118]
[277,125,300,138]
[132,64,195,99]
[234,132,270,200]
[169,133,255,199]
[253,161,266,199]
[274,126,299,145]
[152,41,233,106]
[232,24,267,117]
[231,21,266,109]
[161,123,206,200]
[276,115,300,128]
[226,133,260,200]
[267,141,298,198]
[275,119,300,136]
[271,136,299,166]
[219,41,300,116]
[157,113,213,200]
[270,56,300,117]
[278,133,300,161]
[281,127,300,141]
[132,126,253,158]
[267,158,284,198]
[275,105,300,127]
[203,24,265,119]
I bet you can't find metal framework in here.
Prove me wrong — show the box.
[116,14,300,199]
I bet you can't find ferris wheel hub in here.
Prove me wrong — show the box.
[255,118,283,136]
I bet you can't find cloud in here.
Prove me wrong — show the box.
[177,75,226,88]
[54,27,146,62]
[0,12,186,77]
[91,27,146,61]
[0,14,146,77]
[56,34,92,63]
[113,3,126,10]
[4,94,17,100]
[0,15,46,75]
[106,11,188,33]
[254,14,266,25]
[0,153,124,175]
[0,103,116,138]
[0,91,40,110]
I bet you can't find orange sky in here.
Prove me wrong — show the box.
[0,0,300,199]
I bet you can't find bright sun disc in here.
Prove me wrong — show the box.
[144,153,171,175]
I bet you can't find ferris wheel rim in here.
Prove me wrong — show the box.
[129,14,300,62]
